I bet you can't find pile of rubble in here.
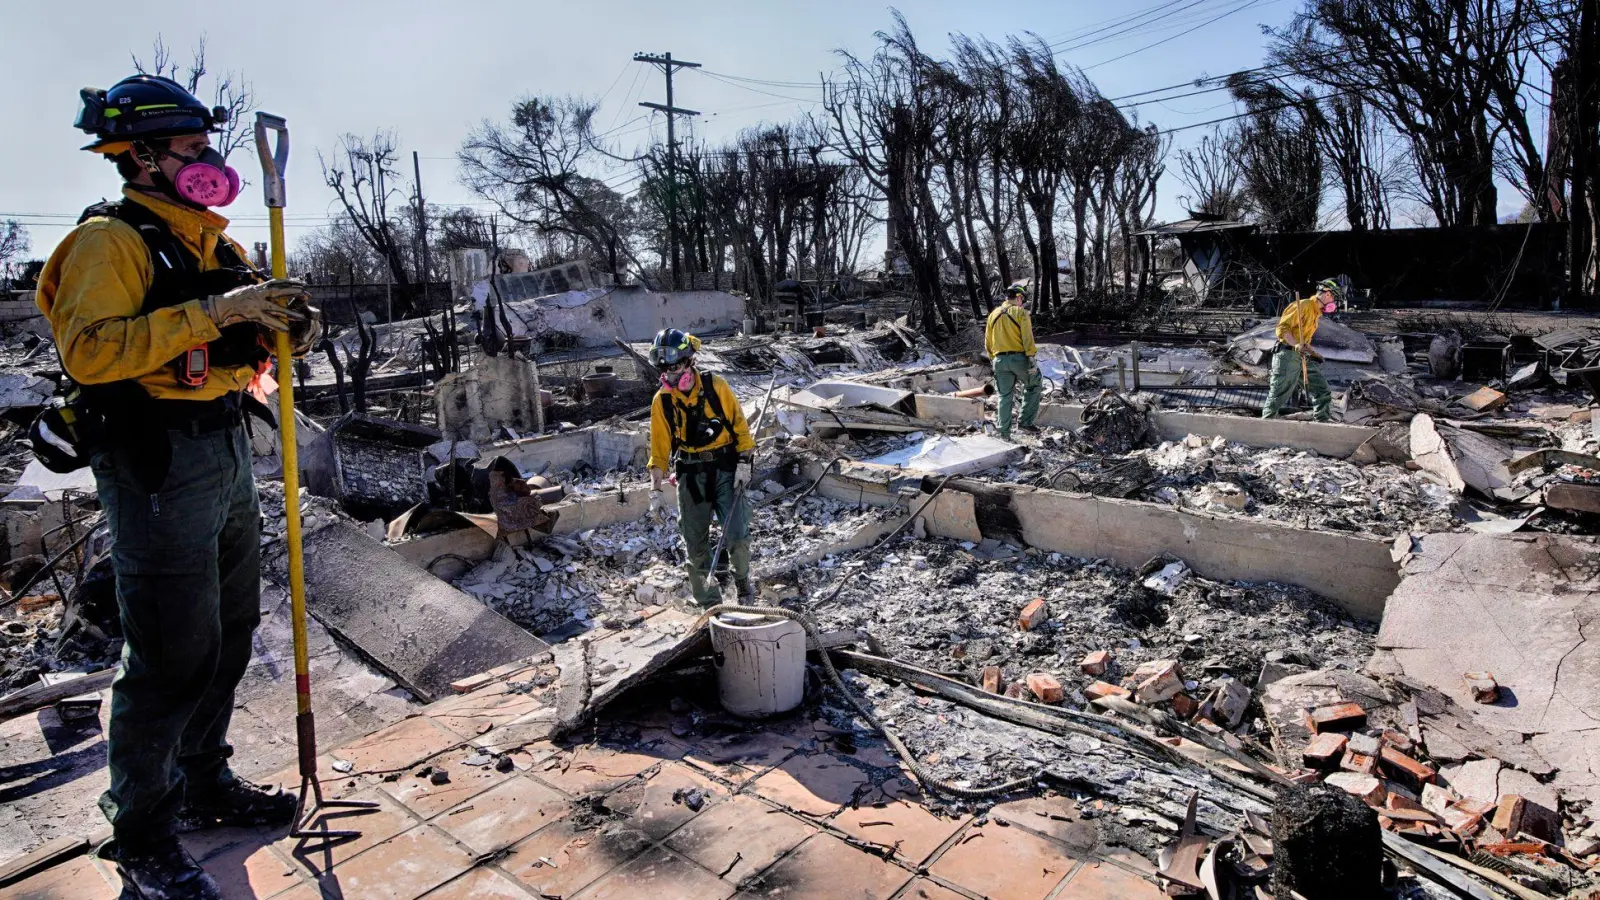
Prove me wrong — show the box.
[1008,430,1461,538]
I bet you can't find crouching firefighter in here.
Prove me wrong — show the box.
[30,74,321,900]
[646,328,756,606]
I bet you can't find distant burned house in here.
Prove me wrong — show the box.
[1133,216,1263,307]
[1141,216,1566,309]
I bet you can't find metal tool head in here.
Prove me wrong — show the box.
[253,112,289,209]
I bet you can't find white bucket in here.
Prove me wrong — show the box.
[709,613,805,718]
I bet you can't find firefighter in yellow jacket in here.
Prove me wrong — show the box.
[985,284,1042,439]
[34,74,319,900]
[646,328,756,605]
[1261,279,1341,421]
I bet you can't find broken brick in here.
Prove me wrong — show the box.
[1441,801,1487,836]
[1083,681,1130,702]
[1210,678,1250,729]
[1301,733,1348,769]
[1380,729,1414,753]
[1325,772,1385,805]
[1346,732,1380,756]
[1463,671,1499,704]
[1306,702,1367,734]
[1025,673,1063,704]
[1377,746,1436,789]
[1490,794,1560,843]
[1018,598,1048,631]
[1003,681,1025,699]
[1080,649,1112,676]
[1132,660,1184,704]
[980,666,1002,694]
[1169,693,1198,719]
[1421,783,1460,818]
[1340,750,1378,776]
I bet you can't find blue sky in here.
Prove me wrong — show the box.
[4,0,1352,260]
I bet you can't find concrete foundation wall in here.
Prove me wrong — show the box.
[1035,403,1379,457]
[800,460,1396,621]
[913,394,985,425]
[482,427,650,476]
[436,355,544,443]
[511,287,744,348]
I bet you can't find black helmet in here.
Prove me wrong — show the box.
[649,328,695,367]
[1005,284,1026,298]
[76,74,226,151]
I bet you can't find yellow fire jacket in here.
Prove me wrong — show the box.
[35,186,257,401]
[985,304,1037,357]
[1274,297,1324,350]
[648,371,755,472]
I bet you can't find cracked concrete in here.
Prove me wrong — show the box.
[1376,531,1600,804]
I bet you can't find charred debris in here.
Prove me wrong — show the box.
[2,290,1600,899]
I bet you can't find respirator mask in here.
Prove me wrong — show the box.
[151,144,241,208]
[660,367,694,392]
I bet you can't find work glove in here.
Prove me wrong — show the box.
[648,489,666,521]
[201,279,308,332]
[287,295,323,358]
[734,458,753,490]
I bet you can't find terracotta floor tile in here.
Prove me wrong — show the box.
[426,684,547,740]
[682,729,805,777]
[1055,857,1165,898]
[748,752,872,818]
[331,716,461,775]
[261,887,322,900]
[318,824,473,900]
[574,847,735,900]
[502,820,652,898]
[533,741,684,795]
[262,757,370,803]
[435,773,571,855]
[200,837,304,900]
[0,855,119,900]
[832,800,969,866]
[605,762,729,840]
[379,745,514,819]
[1097,848,1161,878]
[897,878,972,900]
[734,833,911,900]
[417,866,532,899]
[989,795,1099,854]
[278,789,417,874]
[927,823,1078,900]
[666,794,817,885]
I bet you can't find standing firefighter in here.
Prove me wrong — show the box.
[647,328,756,605]
[1261,278,1341,422]
[985,284,1042,439]
[34,74,319,899]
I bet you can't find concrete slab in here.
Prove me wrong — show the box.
[301,522,550,701]
[864,434,1023,477]
[791,381,916,412]
[1376,532,1600,802]
[1035,404,1379,458]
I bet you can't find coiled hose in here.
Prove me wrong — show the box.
[692,603,1040,801]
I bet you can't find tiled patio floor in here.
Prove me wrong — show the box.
[0,650,1166,900]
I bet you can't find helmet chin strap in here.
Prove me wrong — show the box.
[130,141,207,211]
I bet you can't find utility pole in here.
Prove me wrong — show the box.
[412,150,431,315]
[634,52,700,290]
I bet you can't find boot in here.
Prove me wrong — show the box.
[736,578,756,603]
[178,771,298,832]
[109,834,222,900]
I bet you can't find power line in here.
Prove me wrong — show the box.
[1084,0,1274,70]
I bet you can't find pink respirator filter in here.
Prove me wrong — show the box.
[174,161,242,207]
